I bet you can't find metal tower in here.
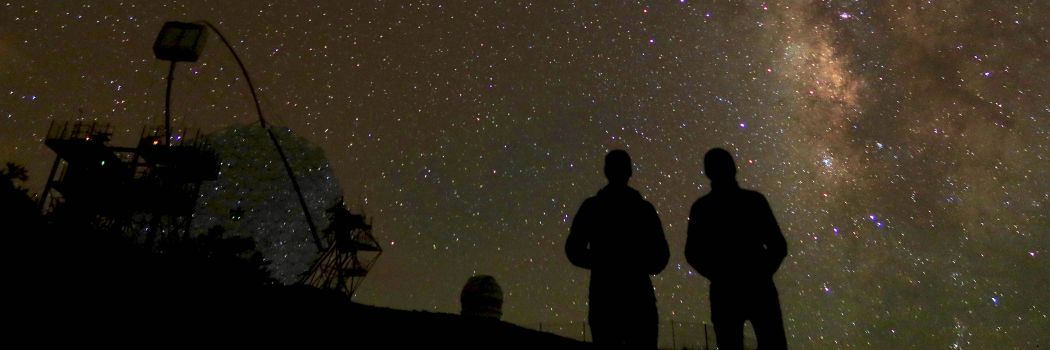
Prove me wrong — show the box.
[302,199,383,298]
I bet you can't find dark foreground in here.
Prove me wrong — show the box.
[8,208,584,348]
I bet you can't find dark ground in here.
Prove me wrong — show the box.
[5,186,584,348]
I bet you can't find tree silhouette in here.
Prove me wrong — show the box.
[3,159,275,313]
[2,162,39,235]
[2,162,29,183]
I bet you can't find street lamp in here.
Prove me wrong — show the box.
[153,21,207,62]
[153,21,207,147]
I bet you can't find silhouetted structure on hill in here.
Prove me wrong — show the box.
[39,121,218,244]
[460,275,504,320]
[302,198,382,298]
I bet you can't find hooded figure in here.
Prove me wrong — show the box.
[566,149,669,348]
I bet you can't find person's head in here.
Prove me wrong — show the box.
[704,148,736,182]
[604,149,632,185]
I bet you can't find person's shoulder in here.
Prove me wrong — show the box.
[690,192,716,210]
[639,197,657,211]
[580,195,599,208]
[740,188,770,204]
[624,188,653,207]
[740,188,764,197]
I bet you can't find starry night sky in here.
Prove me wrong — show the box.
[2,1,1048,348]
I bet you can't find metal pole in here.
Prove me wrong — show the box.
[264,127,323,251]
[164,61,176,146]
[201,21,324,252]
[38,155,62,213]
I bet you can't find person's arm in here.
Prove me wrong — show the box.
[759,194,787,275]
[685,201,708,278]
[565,200,593,270]
[643,202,669,275]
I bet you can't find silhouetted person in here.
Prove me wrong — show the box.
[686,148,788,350]
[566,150,670,348]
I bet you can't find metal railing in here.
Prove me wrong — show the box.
[45,120,113,142]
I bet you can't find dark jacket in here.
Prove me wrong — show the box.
[566,184,669,308]
[685,183,787,287]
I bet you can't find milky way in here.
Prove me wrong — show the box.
[2,1,1048,348]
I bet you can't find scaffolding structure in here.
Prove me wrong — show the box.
[302,200,382,298]
[39,120,219,242]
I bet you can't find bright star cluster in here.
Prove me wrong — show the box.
[1,1,1047,348]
